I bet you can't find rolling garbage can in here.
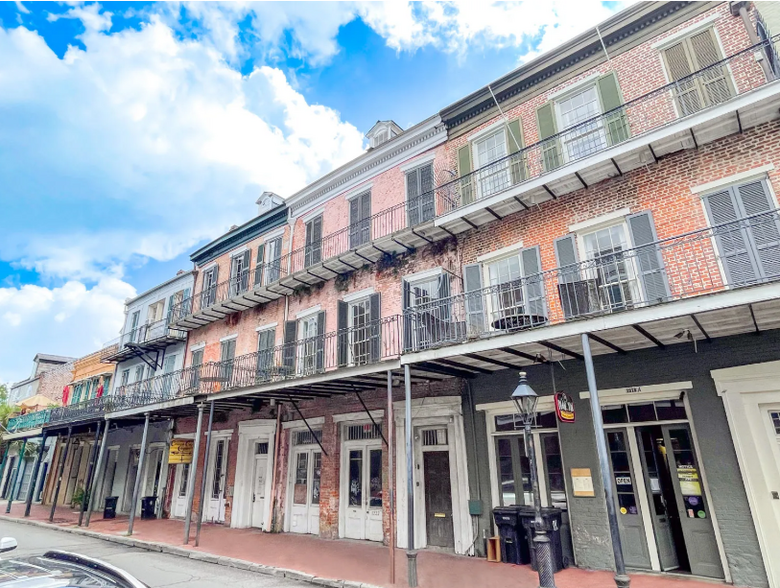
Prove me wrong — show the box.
[519,507,565,573]
[141,496,158,519]
[103,496,118,519]
[492,506,530,565]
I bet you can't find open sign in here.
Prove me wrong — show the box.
[555,391,575,423]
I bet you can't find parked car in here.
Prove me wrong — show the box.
[0,537,148,588]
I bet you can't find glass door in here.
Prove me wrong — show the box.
[344,444,383,541]
[289,448,321,535]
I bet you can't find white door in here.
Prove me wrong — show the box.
[206,438,228,523]
[251,454,268,528]
[289,448,321,535]
[172,463,190,518]
[344,444,383,541]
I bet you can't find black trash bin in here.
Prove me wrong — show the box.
[519,507,565,573]
[492,507,530,565]
[141,496,157,520]
[103,496,118,520]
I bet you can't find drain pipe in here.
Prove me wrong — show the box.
[731,1,774,80]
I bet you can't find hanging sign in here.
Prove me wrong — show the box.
[168,439,194,464]
[555,392,576,423]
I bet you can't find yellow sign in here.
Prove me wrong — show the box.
[168,439,194,464]
[677,465,702,496]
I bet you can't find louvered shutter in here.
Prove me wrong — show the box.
[463,263,485,336]
[360,192,371,244]
[369,293,381,362]
[406,168,420,227]
[521,246,546,320]
[627,211,670,304]
[457,144,474,206]
[554,234,589,318]
[689,29,732,106]
[506,119,526,184]
[315,311,325,371]
[736,181,780,280]
[241,250,251,291]
[166,294,175,324]
[305,217,322,267]
[402,281,413,351]
[664,40,701,116]
[596,72,629,145]
[536,103,561,172]
[420,164,435,222]
[282,320,297,374]
[704,189,760,285]
[438,272,451,321]
[349,197,360,248]
[256,327,275,379]
[337,301,349,367]
[254,243,265,286]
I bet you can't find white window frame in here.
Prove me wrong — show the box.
[481,246,527,331]
[554,83,607,164]
[470,128,510,200]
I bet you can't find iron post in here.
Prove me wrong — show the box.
[127,413,150,536]
[195,401,215,547]
[86,419,111,527]
[404,364,417,588]
[6,438,27,513]
[25,434,48,517]
[581,333,630,588]
[184,403,204,544]
[78,422,102,526]
[50,427,72,522]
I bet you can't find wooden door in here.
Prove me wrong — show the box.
[423,451,454,548]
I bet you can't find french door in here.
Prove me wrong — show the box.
[289,448,321,535]
[343,443,383,541]
[205,438,229,523]
[172,462,190,518]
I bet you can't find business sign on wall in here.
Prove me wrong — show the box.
[555,392,576,423]
[168,439,194,464]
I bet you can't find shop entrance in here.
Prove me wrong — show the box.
[251,441,269,529]
[172,463,190,518]
[421,428,454,549]
[288,447,321,535]
[205,438,229,523]
[606,421,722,578]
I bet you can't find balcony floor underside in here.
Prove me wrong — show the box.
[101,336,183,363]
[438,80,780,234]
[399,282,780,376]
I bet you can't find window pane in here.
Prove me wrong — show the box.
[348,450,363,507]
[603,405,628,424]
[293,453,308,505]
[369,449,382,508]
[497,438,516,506]
[655,399,686,421]
[312,452,322,504]
[542,433,567,510]
[627,403,657,423]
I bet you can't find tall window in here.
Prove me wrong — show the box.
[298,315,319,375]
[230,250,251,296]
[481,247,545,331]
[349,192,371,248]
[581,224,639,311]
[349,299,371,366]
[128,311,140,343]
[556,85,606,161]
[264,237,282,284]
[220,339,236,386]
[662,28,733,117]
[201,266,219,308]
[134,365,145,383]
[305,216,323,267]
[120,370,130,390]
[403,272,452,351]
[190,348,203,390]
[256,328,276,380]
[406,163,435,226]
[473,130,509,197]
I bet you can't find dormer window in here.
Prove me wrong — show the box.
[365,120,403,149]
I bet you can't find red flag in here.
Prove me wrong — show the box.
[62,385,70,406]
[95,384,104,398]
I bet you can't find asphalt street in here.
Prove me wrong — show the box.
[0,519,309,588]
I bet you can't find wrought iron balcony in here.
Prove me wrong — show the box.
[402,211,780,353]
[101,319,186,363]
[108,315,402,413]
[433,36,779,224]
[48,397,108,427]
[6,409,51,433]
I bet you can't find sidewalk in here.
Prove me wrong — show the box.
[2,504,730,588]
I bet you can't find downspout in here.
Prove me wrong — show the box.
[731,1,774,80]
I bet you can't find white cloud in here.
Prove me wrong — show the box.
[0,279,135,385]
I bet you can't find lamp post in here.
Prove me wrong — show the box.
[512,372,556,588]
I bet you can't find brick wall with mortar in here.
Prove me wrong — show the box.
[36,361,75,405]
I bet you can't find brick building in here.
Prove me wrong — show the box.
[5,2,780,587]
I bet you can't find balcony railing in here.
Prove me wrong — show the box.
[107,315,402,413]
[101,319,186,361]
[434,36,775,216]
[6,409,52,433]
[49,397,108,426]
[402,212,780,352]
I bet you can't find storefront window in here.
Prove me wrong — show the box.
[494,410,556,431]
[349,450,362,507]
[369,449,382,507]
[541,433,567,509]
[607,431,639,515]
[312,452,322,505]
[602,399,687,424]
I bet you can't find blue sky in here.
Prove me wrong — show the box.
[0,0,627,385]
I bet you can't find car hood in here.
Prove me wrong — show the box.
[0,556,129,588]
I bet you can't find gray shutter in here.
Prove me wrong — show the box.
[736,181,780,280]
[256,328,276,379]
[337,301,349,367]
[689,29,732,106]
[315,311,325,372]
[349,197,360,248]
[402,281,413,352]
[241,249,251,291]
[282,320,297,374]
[463,263,485,336]
[536,102,561,172]
[521,246,546,321]
[369,293,381,362]
[420,164,435,222]
[166,294,175,324]
[360,192,372,244]
[457,144,473,205]
[704,189,760,285]
[554,234,589,318]
[627,211,670,304]
[254,243,265,286]
[312,217,322,264]
[406,168,420,227]
[438,272,451,321]
[596,72,629,145]
[664,40,702,115]
[506,119,526,184]
[554,235,580,283]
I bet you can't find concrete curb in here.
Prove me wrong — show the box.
[1,516,382,588]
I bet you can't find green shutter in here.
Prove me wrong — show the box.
[457,144,474,205]
[596,72,629,145]
[506,119,526,184]
[536,103,561,172]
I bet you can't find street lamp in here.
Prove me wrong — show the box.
[511,372,556,588]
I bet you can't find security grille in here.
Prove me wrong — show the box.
[346,423,382,441]
[771,411,780,436]
[422,428,448,446]
[294,429,322,446]
[255,442,269,455]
